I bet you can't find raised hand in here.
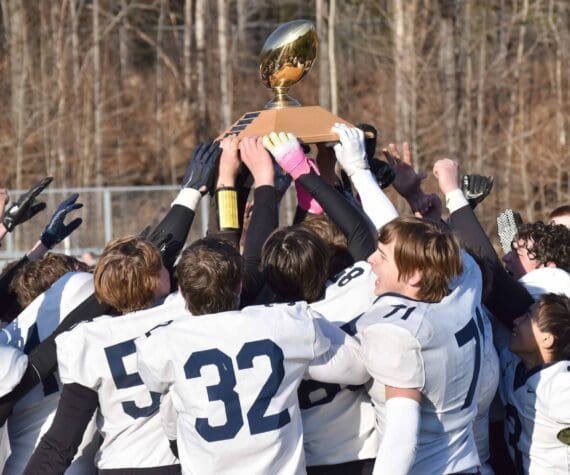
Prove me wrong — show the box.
[262,132,315,180]
[462,174,494,209]
[2,177,53,232]
[382,143,426,201]
[239,136,275,187]
[182,141,222,194]
[433,159,460,195]
[218,135,241,188]
[331,123,368,177]
[40,194,83,249]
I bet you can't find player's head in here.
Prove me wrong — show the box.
[299,214,352,277]
[177,238,243,315]
[502,221,570,279]
[509,293,570,363]
[261,226,329,303]
[549,204,570,229]
[367,217,462,302]
[94,235,170,314]
[10,253,89,309]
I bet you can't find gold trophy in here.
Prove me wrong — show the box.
[221,19,355,143]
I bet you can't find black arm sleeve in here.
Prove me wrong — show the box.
[240,186,278,307]
[23,383,98,475]
[297,171,376,261]
[151,204,196,271]
[449,205,533,327]
[0,255,28,323]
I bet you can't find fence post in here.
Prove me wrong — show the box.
[103,189,112,243]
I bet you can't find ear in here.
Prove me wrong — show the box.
[407,269,423,288]
[545,261,557,268]
[540,332,556,351]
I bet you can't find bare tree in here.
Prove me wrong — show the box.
[316,0,330,109]
[217,0,232,128]
[195,0,209,140]
[328,0,338,114]
[93,0,103,187]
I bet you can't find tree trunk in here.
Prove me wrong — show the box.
[156,0,165,183]
[328,0,338,115]
[183,0,193,121]
[195,0,209,141]
[93,0,103,187]
[316,0,330,109]
[217,0,232,128]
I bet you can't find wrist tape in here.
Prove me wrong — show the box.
[216,187,239,230]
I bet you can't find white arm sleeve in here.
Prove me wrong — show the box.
[0,346,27,396]
[444,189,469,214]
[171,188,202,210]
[350,169,398,230]
[135,328,175,394]
[305,317,369,385]
[373,397,421,475]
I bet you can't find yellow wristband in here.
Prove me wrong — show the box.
[216,188,239,230]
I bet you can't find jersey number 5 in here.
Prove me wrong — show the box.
[184,339,291,442]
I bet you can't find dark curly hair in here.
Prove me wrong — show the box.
[515,221,570,272]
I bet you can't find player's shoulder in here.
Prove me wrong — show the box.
[241,301,312,321]
[357,293,432,337]
[535,361,570,398]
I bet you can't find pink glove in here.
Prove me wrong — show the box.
[262,132,312,181]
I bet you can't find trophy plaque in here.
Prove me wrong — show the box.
[220,19,356,143]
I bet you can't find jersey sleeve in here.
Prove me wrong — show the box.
[0,346,27,396]
[308,308,332,359]
[56,323,100,390]
[361,323,425,389]
[160,392,178,441]
[135,325,175,394]
[545,371,570,424]
[305,316,369,385]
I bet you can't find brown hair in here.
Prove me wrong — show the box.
[515,222,570,272]
[534,293,570,360]
[549,205,570,221]
[10,253,89,309]
[299,214,352,277]
[177,238,243,315]
[94,236,163,314]
[378,217,463,302]
[261,226,329,303]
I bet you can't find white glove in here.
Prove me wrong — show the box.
[331,123,368,177]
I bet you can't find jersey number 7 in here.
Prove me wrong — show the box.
[185,338,291,442]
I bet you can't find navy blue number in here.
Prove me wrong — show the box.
[236,339,290,434]
[184,349,244,442]
[24,324,58,396]
[454,318,481,408]
[505,403,524,474]
[381,304,415,321]
[104,339,160,419]
[298,380,341,409]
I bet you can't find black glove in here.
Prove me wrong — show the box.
[462,174,494,209]
[182,141,222,194]
[357,123,395,189]
[2,177,53,232]
[40,194,83,248]
[139,226,182,271]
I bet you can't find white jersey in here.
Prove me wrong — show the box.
[474,306,500,475]
[518,267,570,300]
[56,291,186,470]
[499,350,570,474]
[301,260,378,466]
[2,272,98,475]
[135,302,334,475]
[0,346,27,472]
[357,251,483,474]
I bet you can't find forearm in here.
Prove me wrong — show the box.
[23,383,98,475]
[297,171,376,261]
[241,186,278,306]
[449,203,533,326]
[350,169,398,230]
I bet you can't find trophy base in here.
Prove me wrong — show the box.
[264,94,301,110]
[219,106,356,144]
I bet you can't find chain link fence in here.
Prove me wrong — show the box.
[0,185,298,269]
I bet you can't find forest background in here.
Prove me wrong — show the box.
[0,0,568,237]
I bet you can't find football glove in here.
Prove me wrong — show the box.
[2,177,53,232]
[262,132,314,180]
[40,194,83,249]
[462,174,494,209]
[182,141,222,195]
[331,123,368,177]
[497,208,524,254]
